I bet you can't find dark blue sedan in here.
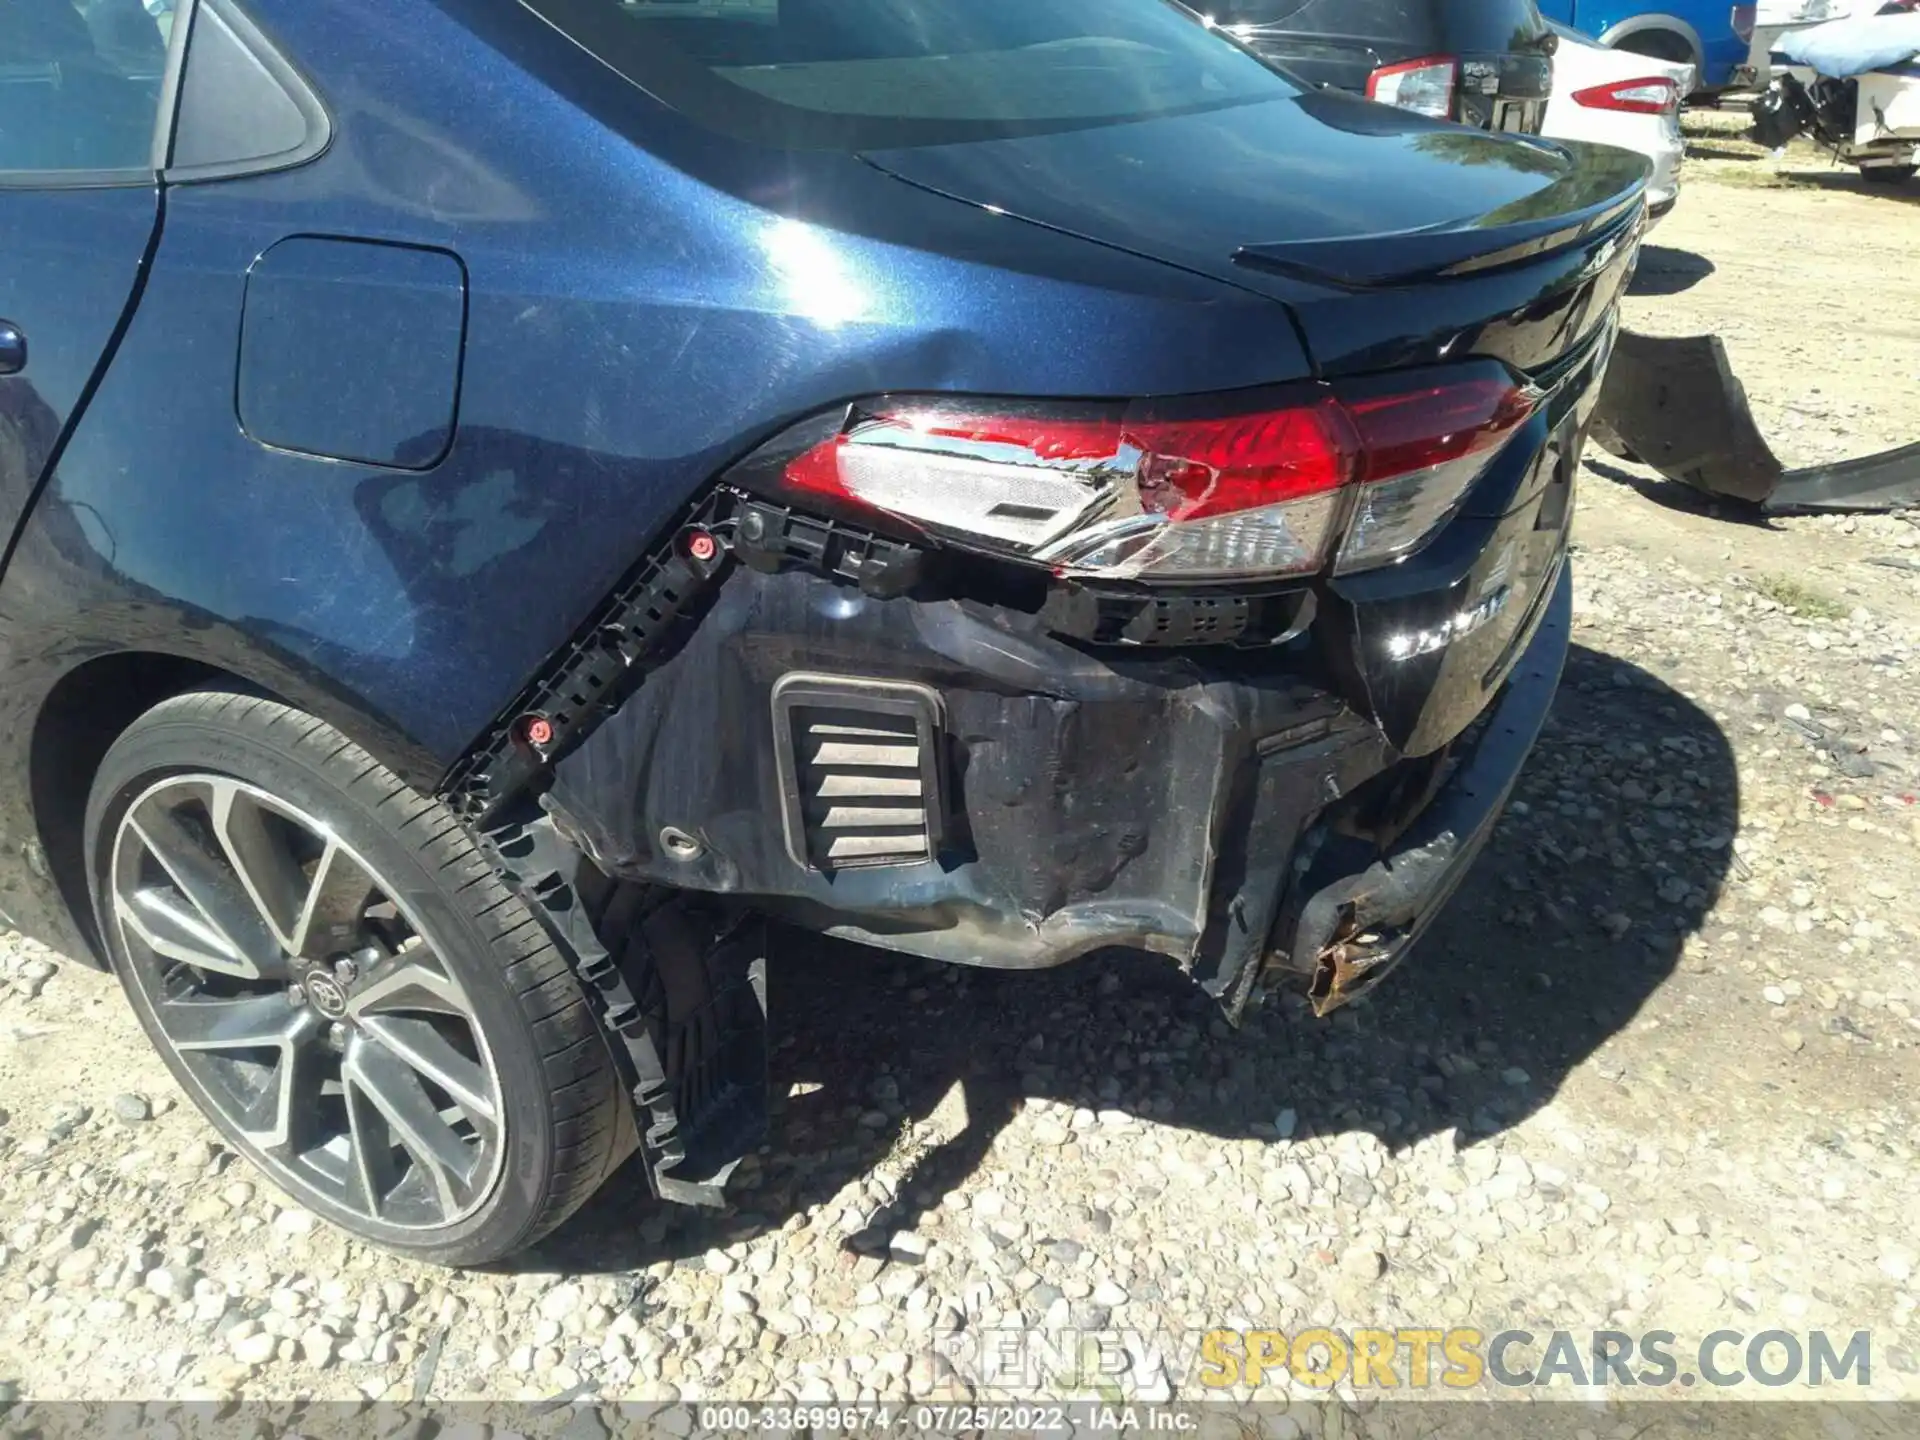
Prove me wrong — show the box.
[0,0,1645,1262]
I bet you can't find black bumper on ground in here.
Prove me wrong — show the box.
[1590,329,1920,515]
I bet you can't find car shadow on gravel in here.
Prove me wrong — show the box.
[1628,245,1716,297]
[1583,456,1776,523]
[523,643,1737,1278]
[1795,171,1920,207]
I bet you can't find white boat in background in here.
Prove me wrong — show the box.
[1742,0,1880,84]
[1749,9,1920,182]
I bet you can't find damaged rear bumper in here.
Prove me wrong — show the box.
[1277,563,1570,1012]
[531,522,1572,1010]
[441,318,1600,1015]
[540,559,1384,1000]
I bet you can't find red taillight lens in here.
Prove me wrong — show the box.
[1346,377,1536,481]
[1125,401,1357,519]
[1334,375,1536,574]
[759,367,1534,582]
[1366,56,1459,119]
[1573,77,1680,114]
[1732,4,1758,42]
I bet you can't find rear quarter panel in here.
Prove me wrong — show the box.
[6,0,1311,757]
[0,0,1312,952]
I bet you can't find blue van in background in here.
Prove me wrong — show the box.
[1536,0,1754,88]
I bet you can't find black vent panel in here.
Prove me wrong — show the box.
[772,675,945,872]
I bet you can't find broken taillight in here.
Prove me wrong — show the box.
[736,365,1535,583]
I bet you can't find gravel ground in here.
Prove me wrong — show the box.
[1,132,1919,1414]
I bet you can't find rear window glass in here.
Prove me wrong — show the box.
[523,0,1302,150]
[1211,0,1548,53]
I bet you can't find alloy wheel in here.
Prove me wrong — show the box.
[108,774,505,1230]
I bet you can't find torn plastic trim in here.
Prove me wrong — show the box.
[441,489,739,823]
[1588,330,1782,504]
[535,558,1321,978]
[1278,561,1571,1014]
[440,486,935,824]
[442,481,1328,826]
[479,800,769,1207]
[1590,329,1920,514]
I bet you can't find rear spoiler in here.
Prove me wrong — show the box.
[1232,184,1644,290]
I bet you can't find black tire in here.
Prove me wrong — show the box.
[84,689,632,1265]
[1862,165,1917,185]
[1613,31,1696,73]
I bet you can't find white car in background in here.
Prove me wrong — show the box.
[1542,21,1695,220]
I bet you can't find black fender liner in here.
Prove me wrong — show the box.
[437,489,911,1208]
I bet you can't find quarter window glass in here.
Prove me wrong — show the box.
[0,0,171,172]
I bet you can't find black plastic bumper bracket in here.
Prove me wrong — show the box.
[480,802,768,1207]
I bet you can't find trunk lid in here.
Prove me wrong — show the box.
[862,89,1648,375]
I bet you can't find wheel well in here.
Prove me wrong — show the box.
[30,653,236,960]
[1612,28,1697,68]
